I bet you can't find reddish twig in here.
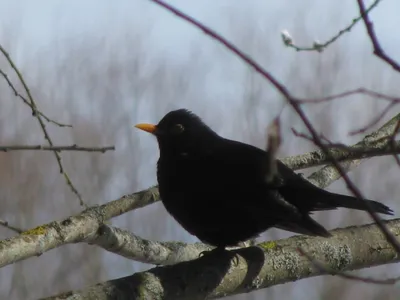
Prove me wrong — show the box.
[149,0,400,254]
[297,87,400,104]
[349,102,398,135]
[291,128,337,145]
[357,0,400,72]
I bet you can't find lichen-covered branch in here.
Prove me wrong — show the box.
[87,224,213,265]
[41,219,400,300]
[282,140,400,171]
[0,187,160,268]
[307,112,400,187]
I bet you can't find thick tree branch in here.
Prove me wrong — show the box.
[86,224,251,266]
[282,140,400,170]
[42,219,400,300]
[87,224,212,265]
[0,187,159,268]
[307,112,400,187]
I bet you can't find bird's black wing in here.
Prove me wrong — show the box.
[273,150,393,215]
[209,138,331,237]
[211,138,313,221]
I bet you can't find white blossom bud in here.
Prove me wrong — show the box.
[313,39,324,52]
[281,30,293,46]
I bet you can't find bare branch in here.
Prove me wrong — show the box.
[0,186,159,268]
[298,247,400,285]
[307,112,400,187]
[282,140,400,170]
[297,87,400,104]
[41,219,400,300]
[0,219,24,234]
[349,102,397,135]
[0,69,72,128]
[87,224,213,265]
[357,0,400,72]
[0,44,84,207]
[0,145,115,153]
[284,0,381,53]
[389,119,400,167]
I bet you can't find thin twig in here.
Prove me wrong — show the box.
[0,219,24,234]
[0,69,72,127]
[0,44,86,207]
[357,0,400,72]
[297,87,400,104]
[0,145,115,152]
[349,101,397,135]
[286,0,381,53]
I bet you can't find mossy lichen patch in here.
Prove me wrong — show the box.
[21,225,47,236]
[259,241,277,251]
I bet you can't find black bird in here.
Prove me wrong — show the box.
[135,109,393,249]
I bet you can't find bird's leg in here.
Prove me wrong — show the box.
[198,246,240,266]
[198,246,226,258]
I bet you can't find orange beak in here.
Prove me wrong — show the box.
[134,123,157,134]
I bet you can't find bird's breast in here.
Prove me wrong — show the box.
[157,156,201,195]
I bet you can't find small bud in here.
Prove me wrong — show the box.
[281,30,293,46]
[313,39,324,52]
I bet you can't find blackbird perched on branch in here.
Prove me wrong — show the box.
[135,109,393,249]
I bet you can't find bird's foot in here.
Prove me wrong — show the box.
[198,246,225,258]
[198,247,240,266]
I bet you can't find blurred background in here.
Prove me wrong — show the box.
[0,0,399,299]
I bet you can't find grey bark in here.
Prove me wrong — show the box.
[41,219,400,300]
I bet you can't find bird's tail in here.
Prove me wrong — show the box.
[312,191,394,215]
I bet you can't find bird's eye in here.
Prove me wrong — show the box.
[172,124,185,134]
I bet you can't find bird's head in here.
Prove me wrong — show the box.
[134,109,218,155]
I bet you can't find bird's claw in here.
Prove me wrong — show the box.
[198,247,240,266]
[198,249,211,258]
